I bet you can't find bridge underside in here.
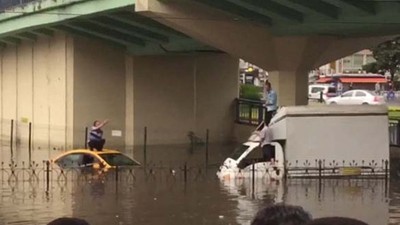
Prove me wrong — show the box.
[0,0,217,55]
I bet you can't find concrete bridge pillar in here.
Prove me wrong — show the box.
[136,0,393,106]
[268,70,308,106]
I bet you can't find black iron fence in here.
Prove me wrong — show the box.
[390,120,400,146]
[0,159,390,185]
[235,98,264,125]
[0,161,217,187]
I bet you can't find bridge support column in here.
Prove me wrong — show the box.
[268,70,309,106]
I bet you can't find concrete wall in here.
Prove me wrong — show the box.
[0,34,239,151]
[0,33,74,153]
[128,54,239,146]
[73,37,126,149]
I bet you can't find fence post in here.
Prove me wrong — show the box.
[251,162,255,198]
[248,104,252,124]
[258,105,264,124]
[184,162,188,183]
[385,159,389,182]
[46,160,50,192]
[84,127,88,149]
[28,122,32,166]
[318,160,322,179]
[318,159,322,199]
[10,120,14,159]
[144,126,147,169]
[115,166,119,182]
[205,129,209,167]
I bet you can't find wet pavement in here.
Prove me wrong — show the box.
[0,145,399,225]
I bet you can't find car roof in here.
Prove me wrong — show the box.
[52,149,124,161]
[65,149,121,154]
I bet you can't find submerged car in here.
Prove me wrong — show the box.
[217,132,285,181]
[52,149,141,170]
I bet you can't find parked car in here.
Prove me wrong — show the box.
[52,149,141,170]
[308,84,337,102]
[325,90,385,105]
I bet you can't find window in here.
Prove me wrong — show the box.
[342,91,353,97]
[311,87,325,93]
[355,91,366,97]
[56,154,83,168]
[237,146,265,169]
[343,57,352,68]
[353,55,363,66]
[99,153,140,167]
[82,154,99,167]
[245,146,264,160]
[230,144,250,160]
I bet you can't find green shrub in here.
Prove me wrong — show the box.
[240,84,263,100]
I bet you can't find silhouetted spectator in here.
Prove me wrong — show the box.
[47,217,90,225]
[251,204,312,225]
[306,217,369,225]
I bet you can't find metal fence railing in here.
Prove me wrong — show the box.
[390,120,400,146]
[235,98,264,125]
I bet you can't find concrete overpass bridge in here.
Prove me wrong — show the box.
[0,0,397,151]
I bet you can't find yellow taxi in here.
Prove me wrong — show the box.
[52,149,141,170]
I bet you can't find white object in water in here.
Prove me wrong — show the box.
[216,141,285,181]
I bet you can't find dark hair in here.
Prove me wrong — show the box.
[251,204,312,225]
[47,217,90,225]
[93,120,99,126]
[306,217,369,225]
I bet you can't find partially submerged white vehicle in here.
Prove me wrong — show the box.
[216,131,285,181]
[218,105,390,180]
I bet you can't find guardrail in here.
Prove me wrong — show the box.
[390,120,400,146]
[235,98,264,125]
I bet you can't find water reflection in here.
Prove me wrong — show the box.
[0,145,398,225]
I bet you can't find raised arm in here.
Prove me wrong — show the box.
[93,119,109,130]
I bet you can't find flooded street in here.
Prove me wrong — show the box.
[0,144,398,225]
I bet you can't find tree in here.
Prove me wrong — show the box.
[369,37,400,81]
[362,62,382,74]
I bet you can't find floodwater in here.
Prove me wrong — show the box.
[0,145,399,225]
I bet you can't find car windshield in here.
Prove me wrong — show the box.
[229,144,250,160]
[99,153,140,167]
